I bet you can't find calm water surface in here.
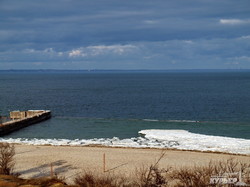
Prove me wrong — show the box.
[0,70,249,139]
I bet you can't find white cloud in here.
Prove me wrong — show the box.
[144,20,159,24]
[234,56,250,61]
[239,35,250,39]
[219,19,250,25]
[88,44,136,55]
[68,45,137,58]
[69,49,86,57]
[24,49,36,53]
[23,48,64,58]
[44,48,54,53]
[225,56,250,66]
[183,40,193,44]
[225,61,240,65]
[58,52,64,56]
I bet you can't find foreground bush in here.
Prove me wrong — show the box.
[74,171,129,187]
[74,158,250,187]
[135,152,170,187]
[0,143,15,175]
[170,164,214,187]
[0,175,77,187]
[170,158,250,187]
[135,165,169,187]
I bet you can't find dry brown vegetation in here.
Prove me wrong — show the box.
[134,152,170,187]
[0,143,249,187]
[74,154,250,187]
[169,158,250,187]
[0,175,78,187]
[74,171,128,187]
[0,143,15,175]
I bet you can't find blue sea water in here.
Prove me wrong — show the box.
[0,70,250,140]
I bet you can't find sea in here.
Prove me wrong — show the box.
[0,70,249,154]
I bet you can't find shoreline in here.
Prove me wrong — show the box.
[13,144,250,184]
[4,138,250,156]
[81,144,250,156]
[1,132,249,155]
[12,142,250,157]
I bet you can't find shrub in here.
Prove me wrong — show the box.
[25,176,68,187]
[0,142,15,175]
[136,165,170,187]
[74,171,120,187]
[135,152,170,187]
[170,164,214,187]
[170,158,250,187]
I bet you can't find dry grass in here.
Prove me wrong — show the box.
[0,143,15,175]
[0,175,77,187]
[170,164,215,187]
[135,165,170,187]
[73,157,250,187]
[74,171,133,187]
[170,158,250,187]
[134,152,170,187]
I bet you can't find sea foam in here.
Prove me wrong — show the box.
[0,129,249,155]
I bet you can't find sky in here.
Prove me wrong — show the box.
[0,0,250,70]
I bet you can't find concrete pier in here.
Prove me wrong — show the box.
[0,110,51,136]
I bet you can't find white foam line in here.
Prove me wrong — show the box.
[0,130,249,155]
[143,119,159,122]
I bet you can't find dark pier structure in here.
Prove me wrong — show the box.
[0,110,51,136]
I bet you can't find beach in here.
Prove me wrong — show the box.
[14,144,250,184]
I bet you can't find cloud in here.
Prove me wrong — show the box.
[233,56,250,62]
[24,49,36,53]
[144,20,159,24]
[225,56,250,66]
[219,19,250,25]
[183,40,194,44]
[1,36,250,69]
[87,44,137,55]
[43,48,54,53]
[68,44,137,58]
[239,35,250,39]
[23,48,63,57]
[69,49,86,57]
[224,61,240,65]
[0,0,250,69]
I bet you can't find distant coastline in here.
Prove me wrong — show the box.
[1,69,250,73]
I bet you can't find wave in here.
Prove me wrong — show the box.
[166,120,199,123]
[142,119,160,122]
[56,117,200,123]
[0,130,249,155]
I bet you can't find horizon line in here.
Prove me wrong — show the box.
[1,68,250,71]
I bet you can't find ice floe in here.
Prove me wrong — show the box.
[139,129,250,155]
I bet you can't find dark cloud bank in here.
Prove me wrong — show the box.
[0,0,250,69]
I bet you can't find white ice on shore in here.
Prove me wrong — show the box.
[0,129,249,155]
[139,129,250,155]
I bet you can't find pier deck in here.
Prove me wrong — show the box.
[0,110,51,136]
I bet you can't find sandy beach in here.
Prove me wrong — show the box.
[13,144,250,184]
